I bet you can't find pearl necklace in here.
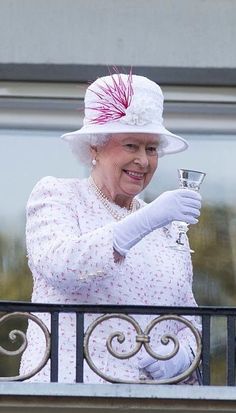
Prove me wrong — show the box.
[89,176,139,221]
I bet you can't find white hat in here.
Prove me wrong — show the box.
[62,72,188,157]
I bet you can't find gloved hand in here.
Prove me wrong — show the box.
[113,189,201,256]
[138,342,191,380]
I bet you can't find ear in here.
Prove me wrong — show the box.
[90,145,98,160]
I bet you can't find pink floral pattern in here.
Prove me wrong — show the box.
[20,176,200,383]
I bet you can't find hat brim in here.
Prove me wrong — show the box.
[61,122,188,156]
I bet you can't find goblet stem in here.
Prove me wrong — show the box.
[175,222,194,253]
[176,224,186,246]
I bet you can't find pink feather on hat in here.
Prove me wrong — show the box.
[87,68,134,124]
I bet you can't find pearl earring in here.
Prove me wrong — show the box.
[92,159,97,166]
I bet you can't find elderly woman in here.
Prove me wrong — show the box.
[20,71,201,383]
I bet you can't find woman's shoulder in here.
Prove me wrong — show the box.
[31,175,85,191]
[28,176,87,203]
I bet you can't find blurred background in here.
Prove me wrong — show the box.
[0,0,236,383]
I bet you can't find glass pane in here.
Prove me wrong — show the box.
[1,131,236,307]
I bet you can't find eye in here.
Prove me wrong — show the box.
[124,143,137,151]
[146,146,158,155]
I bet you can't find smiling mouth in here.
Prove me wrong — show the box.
[123,170,145,180]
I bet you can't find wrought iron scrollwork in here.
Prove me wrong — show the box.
[84,313,202,384]
[0,312,50,381]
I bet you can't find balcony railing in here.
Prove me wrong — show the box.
[0,302,235,385]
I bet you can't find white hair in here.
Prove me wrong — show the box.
[67,134,111,165]
[67,133,167,165]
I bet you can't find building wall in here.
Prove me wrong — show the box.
[1,0,236,312]
[0,0,236,76]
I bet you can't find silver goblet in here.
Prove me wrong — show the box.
[170,168,206,253]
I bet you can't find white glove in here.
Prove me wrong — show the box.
[113,189,201,256]
[138,342,191,380]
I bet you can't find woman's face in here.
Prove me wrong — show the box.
[91,133,159,207]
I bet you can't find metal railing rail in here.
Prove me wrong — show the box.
[0,302,235,385]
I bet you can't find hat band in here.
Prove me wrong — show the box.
[85,96,163,127]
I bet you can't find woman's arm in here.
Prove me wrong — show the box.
[26,176,121,288]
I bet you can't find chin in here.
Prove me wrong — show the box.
[124,186,143,197]
[121,180,146,197]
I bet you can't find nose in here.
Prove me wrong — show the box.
[134,149,149,168]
